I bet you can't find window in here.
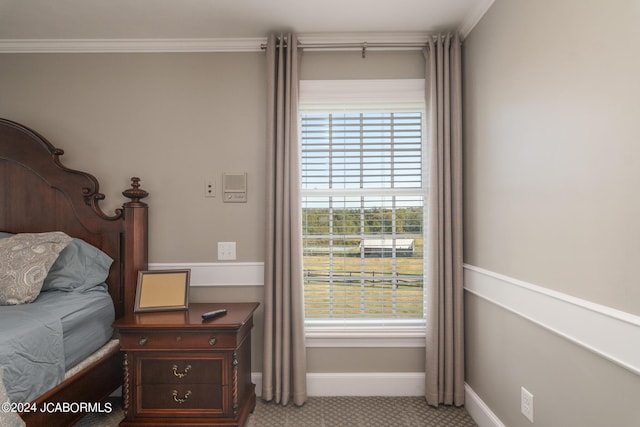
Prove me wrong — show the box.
[300,80,426,329]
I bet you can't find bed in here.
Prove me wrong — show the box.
[0,117,149,426]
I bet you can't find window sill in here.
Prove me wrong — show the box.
[305,324,426,348]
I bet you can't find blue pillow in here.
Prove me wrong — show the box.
[42,238,113,292]
[0,232,13,239]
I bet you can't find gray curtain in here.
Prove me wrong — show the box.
[262,32,307,407]
[424,32,465,407]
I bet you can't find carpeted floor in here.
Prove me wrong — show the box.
[74,396,478,426]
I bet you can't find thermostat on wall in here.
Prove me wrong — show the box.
[223,172,247,203]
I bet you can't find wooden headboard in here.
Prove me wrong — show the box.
[0,118,148,318]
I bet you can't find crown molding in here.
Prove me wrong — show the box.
[459,0,495,39]
[0,15,493,54]
[0,33,432,54]
[0,38,266,53]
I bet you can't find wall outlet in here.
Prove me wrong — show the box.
[521,386,534,423]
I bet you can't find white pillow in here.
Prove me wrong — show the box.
[0,368,26,427]
[0,232,72,305]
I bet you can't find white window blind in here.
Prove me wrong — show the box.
[300,80,426,326]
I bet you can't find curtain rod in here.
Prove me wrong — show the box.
[260,41,427,58]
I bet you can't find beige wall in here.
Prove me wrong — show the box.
[464,0,640,425]
[466,294,640,427]
[301,50,425,80]
[0,49,426,375]
[0,52,267,263]
[463,0,640,314]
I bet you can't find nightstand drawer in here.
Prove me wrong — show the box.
[139,384,226,411]
[140,358,225,385]
[120,331,237,350]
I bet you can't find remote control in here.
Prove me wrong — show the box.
[201,308,227,320]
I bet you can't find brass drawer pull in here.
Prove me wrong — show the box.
[139,337,148,346]
[172,364,192,378]
[208,338,217,346]
[172,390,192,404]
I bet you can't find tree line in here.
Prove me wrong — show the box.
[303,207,423,237]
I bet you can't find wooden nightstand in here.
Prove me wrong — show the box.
[113,302,259,427]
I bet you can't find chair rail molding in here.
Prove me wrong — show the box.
[148,262,263,287]
[464,264,640,376]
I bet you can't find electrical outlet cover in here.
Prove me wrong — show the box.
[521,386,534,423]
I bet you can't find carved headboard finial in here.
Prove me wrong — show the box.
[122,177,149,204]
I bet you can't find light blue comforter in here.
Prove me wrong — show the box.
[0,304,64,403]
[0,286,114,404]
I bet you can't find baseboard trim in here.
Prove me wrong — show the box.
[148,262,263,287]
[464,264,640,376]
[308,372,425,396]
[252,372,425,397]
[464,383,505,427]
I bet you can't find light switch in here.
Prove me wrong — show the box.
[217,242,236,260]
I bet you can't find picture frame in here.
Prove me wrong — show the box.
[134,269,191,313]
